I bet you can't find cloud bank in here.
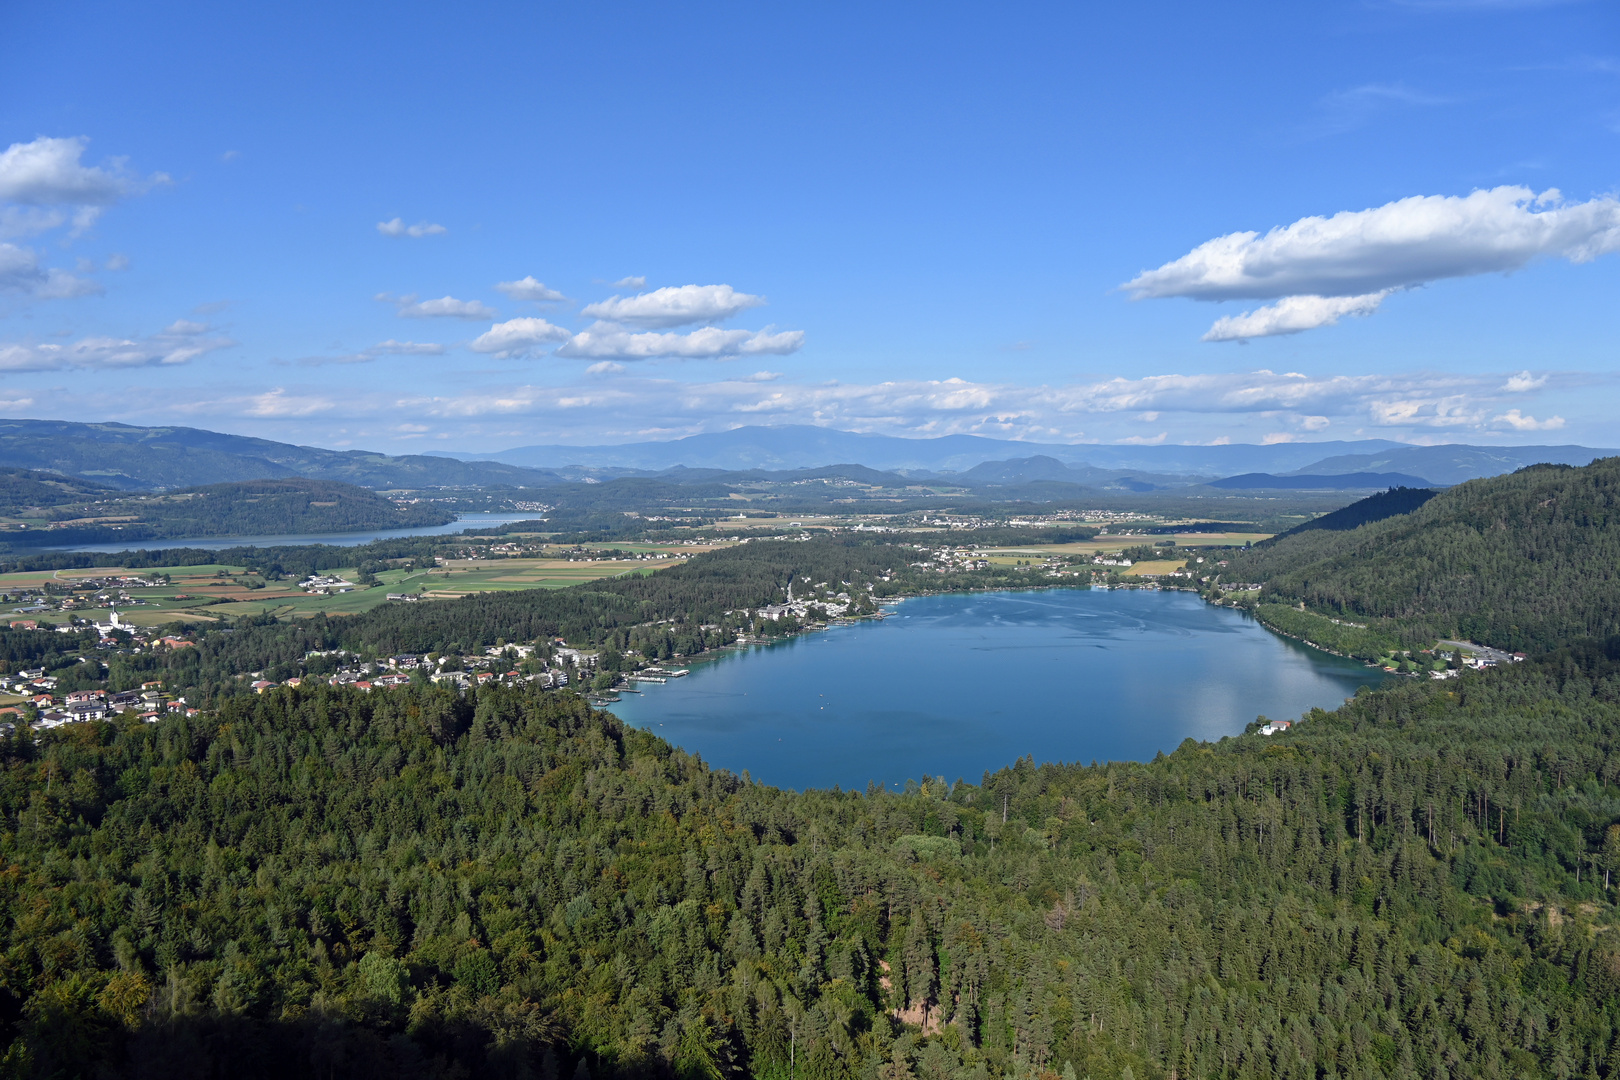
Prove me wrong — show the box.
[150,365,1570,450]
[372,367,1565,445]
[1127,186,1620,340]
[0,320,233,372]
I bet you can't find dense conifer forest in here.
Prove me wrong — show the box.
[1220,459,1620,652]
[3,460,1620,1077]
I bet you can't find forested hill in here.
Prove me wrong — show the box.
[120,477,457,537]
[0,467,118,513]
[1219,457,1620,652]
[13,474,1620,1076]
[8,638,1620,1077]
[3,477,456,547]
[1265,486,1437,541]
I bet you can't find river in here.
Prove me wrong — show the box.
[606,587,1392,791]
[42,512,543,553]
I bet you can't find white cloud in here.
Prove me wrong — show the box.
[469,317,573,359]
[612,275,647,289]
[104,253,130,271]
[582,284,766,328]
[371,339,445,355]
[1127,187,1620,302]
[1503,370,1547,392]
[0,138,161,297]
[1494,408,1565,430]
[0,207,71,240]
[0,241,100,298]
[1116,432,1168,445]
[1308,83,1453,138]
[495,276,566,302]
[1203,291,1391,341]
[1127,186,1620,340]
[0,136,163,207]
[301,339,448,366]
[556,325,804,360]
[395,295,497,319]
[243,389,336,417]
[0,320,233,372]
[586,361,626,374]
[376,218,447,238]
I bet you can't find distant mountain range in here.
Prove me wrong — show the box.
[0,417,1612,492]
[0,419,578,490]
[438,424,1617,482]
[435,426,1422,475]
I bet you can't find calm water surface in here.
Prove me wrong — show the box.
[607,588,1391,791]
[45,513,541,553]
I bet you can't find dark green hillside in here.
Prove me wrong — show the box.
[0,477,456,547]
[8,650,1620,1078]
[123,477,457,537]
[0,468,118,513]
[1267,486,1438,541]
[1219,458,1620,652]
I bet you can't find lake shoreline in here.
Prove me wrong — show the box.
[603,587,1393,791]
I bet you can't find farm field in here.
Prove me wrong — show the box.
[0,554,695,625]
[410,556,684,599]
[984,532,1267,555]
[977,533,1269,562]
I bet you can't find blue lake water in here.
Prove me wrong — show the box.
[43,513,542,553]
[606,588,1391,792]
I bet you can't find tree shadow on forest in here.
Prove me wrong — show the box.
[21,1013,684,1080]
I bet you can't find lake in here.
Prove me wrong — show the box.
[43,513,543,553]
[606,587,1392,791]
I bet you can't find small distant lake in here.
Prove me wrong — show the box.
[41,513,542,554]
[606,588,1392,791]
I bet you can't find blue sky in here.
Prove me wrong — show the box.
[2,0,1618,453]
